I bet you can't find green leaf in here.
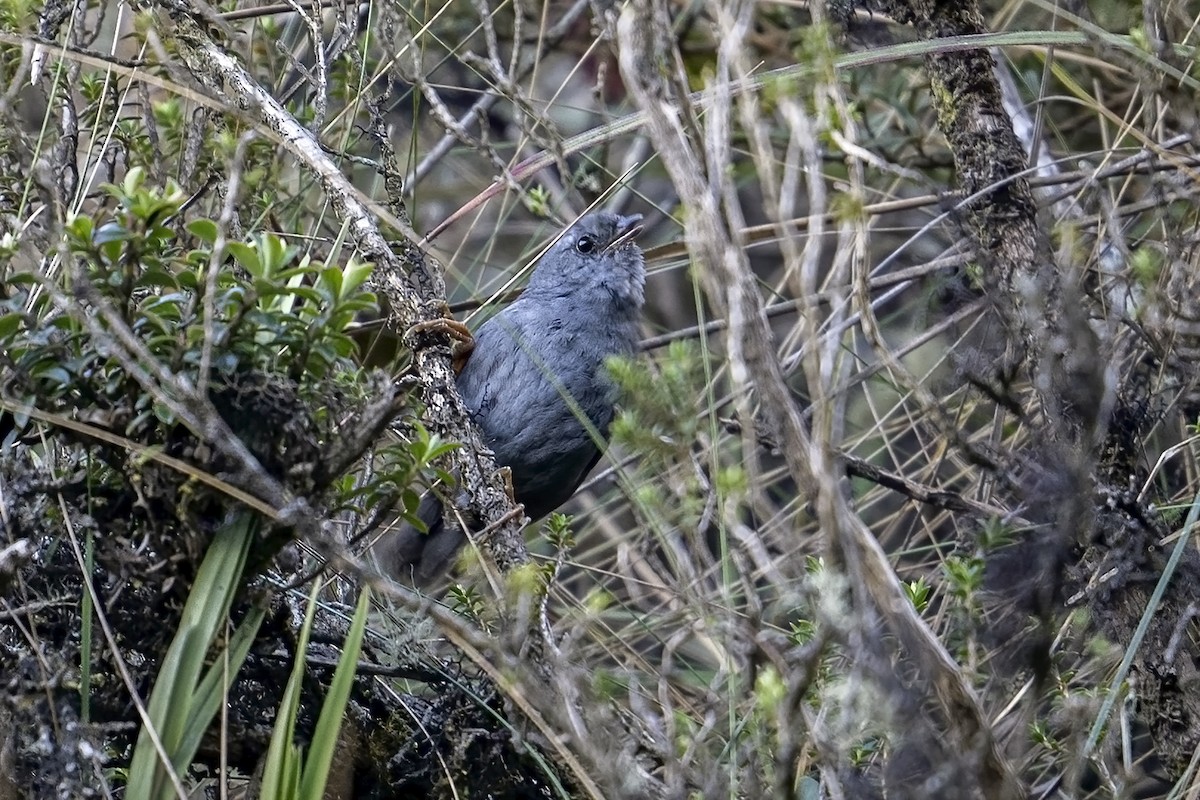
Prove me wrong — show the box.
[260,233,293,274]
[176,267,200,290]
[340,260,373,298]
[36,366,72,386]
[187,219,219,245]
[121,166,146,197]
[65,214,94,243]
[0,312,23,340]
[136,272,178,294]
[227,242,262,278]
[317,265,343,300]
[93,222,131,246]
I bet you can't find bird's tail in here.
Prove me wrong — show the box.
[371,492,467,588]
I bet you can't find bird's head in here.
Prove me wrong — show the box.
[525,212,646,308]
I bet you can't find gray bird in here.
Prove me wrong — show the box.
[377,211,646,585]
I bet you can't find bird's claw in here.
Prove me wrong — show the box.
[405,317,476,374]
[497,466,516,501]
[405,317,473,344]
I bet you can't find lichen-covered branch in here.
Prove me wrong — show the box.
[857,0,1106,453]
[158,5,528,576]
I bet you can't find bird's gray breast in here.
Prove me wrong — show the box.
[454,298,635,519]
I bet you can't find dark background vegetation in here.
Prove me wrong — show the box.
[2,0,1200,798]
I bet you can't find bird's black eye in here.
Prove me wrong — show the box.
[575,235,596,254]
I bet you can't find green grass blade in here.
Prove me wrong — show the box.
[126,513,257,800]
[298,588,371,800]
[79,528,94,723]
[260,581,321,799]
[176,601,268,765]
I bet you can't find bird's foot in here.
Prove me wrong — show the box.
[497,466,516,501]
[406,316,473,343]
[405,317,476,374]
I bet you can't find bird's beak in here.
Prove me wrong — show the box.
[608,214,644,250]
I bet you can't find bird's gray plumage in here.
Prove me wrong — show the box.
[377,212,646,585]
